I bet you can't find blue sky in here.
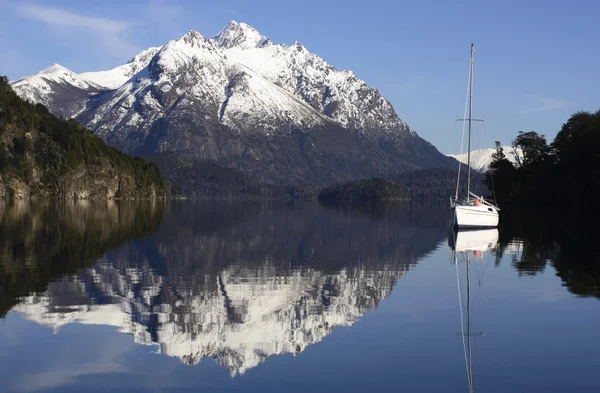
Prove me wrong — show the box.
[0,0,598,153]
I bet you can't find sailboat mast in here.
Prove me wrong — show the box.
[467,43,474,202]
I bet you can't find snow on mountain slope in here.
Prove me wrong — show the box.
[215,21,409,134]
[13,63,99,91]
[213,21,271,49]
[80,47,162,89]
[13,21,411,139]
[10,64,104,118]
[447,146,522,172]
[219,63,328,130]
[83,29,327,149]
[158,29,325,127]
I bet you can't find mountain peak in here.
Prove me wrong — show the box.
[36,63,73,76]
[213,21,271,49]
[176,29,209,46]
[126,46,162,65]
[13,62,94,90]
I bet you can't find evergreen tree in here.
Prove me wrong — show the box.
[491,141,506,161]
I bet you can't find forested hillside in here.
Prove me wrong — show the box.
[0,76,167,199]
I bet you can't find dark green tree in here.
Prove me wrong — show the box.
[484,141,516,205]
[512,131,549,166]
[550,110,600,208]
[483,110,600,213]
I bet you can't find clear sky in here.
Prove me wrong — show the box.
[1,0,598,153]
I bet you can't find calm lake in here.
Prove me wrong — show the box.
[0,200,598,393]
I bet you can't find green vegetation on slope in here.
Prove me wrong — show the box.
[0,76,167,199]
[392,167,486,200]
[149,151,477,201]
[318,178,408,202]
[148,152,319,200]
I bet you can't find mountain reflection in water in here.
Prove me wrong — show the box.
[3,201,449,376]
[0,200,165,318]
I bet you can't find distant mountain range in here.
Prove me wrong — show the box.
[446,146,521,173]
[11,21,456,187]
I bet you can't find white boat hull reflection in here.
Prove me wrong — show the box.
[450,227,499,393]
[448,228,499,253]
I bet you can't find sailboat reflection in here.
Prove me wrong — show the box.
[449,228,499,393]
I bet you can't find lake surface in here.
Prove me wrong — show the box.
[0,200,598,393]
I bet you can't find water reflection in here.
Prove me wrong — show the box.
[6,201,449,376]
[497,210,600,298]
[0,200,165,317]
[450,229,499,393]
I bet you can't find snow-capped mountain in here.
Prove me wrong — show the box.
[10,64,104,118]
[11,21,455,185]
[447,146,522,173]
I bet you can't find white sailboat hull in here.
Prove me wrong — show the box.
[450,205,499,228]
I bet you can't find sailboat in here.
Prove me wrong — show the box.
[450,44,500,228]
[450,228,499,393]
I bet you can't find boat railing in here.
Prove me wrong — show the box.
[450,194,501,211]
[469,192,500,210]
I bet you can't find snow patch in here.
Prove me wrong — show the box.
[81,47,162,89]
[11,63,101,95]
[447,146,522,172]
